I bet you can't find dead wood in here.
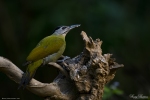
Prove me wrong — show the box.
[0,31,123,100]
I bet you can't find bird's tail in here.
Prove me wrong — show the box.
[18,59,43,89]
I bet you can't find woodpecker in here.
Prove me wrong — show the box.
[19,24,80,88]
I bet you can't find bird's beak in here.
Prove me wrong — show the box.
[62,24,80,35]
[69,24,80,30]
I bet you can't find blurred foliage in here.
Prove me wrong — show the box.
[0,0,150,100]
[103,85,124,100]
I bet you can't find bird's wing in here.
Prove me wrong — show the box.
[26,35,65,62]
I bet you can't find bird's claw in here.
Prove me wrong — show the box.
[57,56,70,63]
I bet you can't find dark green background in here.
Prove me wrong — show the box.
[0,0,150,100]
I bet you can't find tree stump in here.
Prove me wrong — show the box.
[0,31,123,100]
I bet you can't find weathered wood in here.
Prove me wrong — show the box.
[0,31,123,100]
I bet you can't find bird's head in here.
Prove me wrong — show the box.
[53,24,80,36]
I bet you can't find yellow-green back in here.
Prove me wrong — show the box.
[26,35,66,62]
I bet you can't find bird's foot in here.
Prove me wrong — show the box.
[57,56,70,63]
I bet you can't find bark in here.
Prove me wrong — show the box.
[0,31,123,100]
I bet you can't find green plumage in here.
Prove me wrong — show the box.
[27,35,66,62]
[18,24,80,89]
[19,34,66,89]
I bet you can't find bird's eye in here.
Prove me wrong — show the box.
[62,26,67,30]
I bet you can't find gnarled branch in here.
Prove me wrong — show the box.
[0,31,123,100]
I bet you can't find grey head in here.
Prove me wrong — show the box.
[53,24,80,35]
